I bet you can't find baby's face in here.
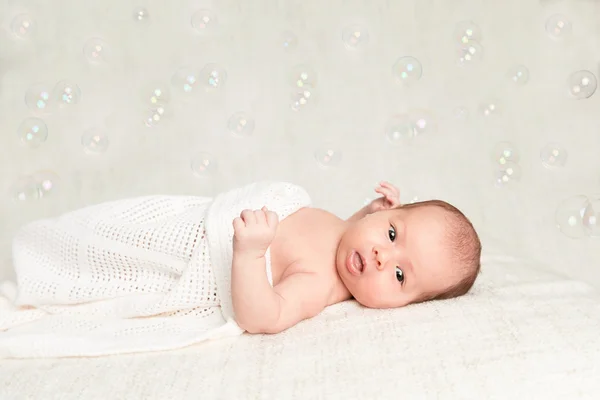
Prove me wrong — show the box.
[336,206,458,308]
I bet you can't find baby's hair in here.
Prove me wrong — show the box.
[396,200,482,303]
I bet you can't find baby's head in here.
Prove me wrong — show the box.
[335,200,481,308]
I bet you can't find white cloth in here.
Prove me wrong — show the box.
[0,181,311,359]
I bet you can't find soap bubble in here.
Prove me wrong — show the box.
[491,141,520,165]
[32,170,61,198]
[342,25,369,50]
[228,112,255,137]
[281,31,298,51]
[25,83,53,114]
[479,100,501,118]
[454,21,482,45]
[555,195,590,238]
[385,114,416,145]
[82,128,109,154]
[410,110,437,136]
[200,63,227,89]
[53,80,82,108]
[290,85,315,111]
[456,41,483,65]
[568,70,597,99]
[507,65,530,85]
[545,14,572,40]
[191,9,218,35]
[9,176,41,202]
[191,152,218,177]
[392,56,422,85]
[582,196,600,237]
[17,118,48,148]
[493,161,522,187]
[83,37,111,64]
[171,67,200,95]
[139,81,171,105]
[10,14,36,39]
[453,106,469,120]
[289,65,318,88]
[314,146,342,168]
[143,103,167,128]
[540,143,567,168]
[133,7,149,22]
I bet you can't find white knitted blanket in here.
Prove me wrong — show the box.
[0,181,311,359]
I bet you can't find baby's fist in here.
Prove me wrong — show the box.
[232,206,279,259]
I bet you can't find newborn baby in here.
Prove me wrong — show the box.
[231,181,482,334]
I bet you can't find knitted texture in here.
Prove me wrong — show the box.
[0,181,311,358]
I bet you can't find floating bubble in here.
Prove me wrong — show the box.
[9,176,41,202]
[545,14,572,40]
[492,141,520,165]
[191,152,218,177]
[392,57,422,84]
[453,106,469,120]
[143,103,168,128]
[228,112,255,137]
[582,196,600,237]
[171,67,200,95]
[555,195,590,238]
[81,128,109,154]
[385,114,416,145]
[17,118,48,148]
[25,83,53,114]
[540,143,567,168]
[32,170,61,198]
[53,80,82,108]
[479,100,501,118]
[314,146,342,168]
[342,25,369,50]
[281,31,298,51]
[290,85,315,111]
[83,37,111,64]
[493,161,522,187]
[289,64,318,88]
[133,7,149,22]
[457,41,483,65]
[410,110,437,136]
[507,65,530,85]
[10,14,35,39]
[200,63,227,89]
[568,70,597,99]
[140,81,171,105]
[454,21,482,45]
[191,9,218,35]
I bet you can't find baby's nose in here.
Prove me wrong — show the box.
[374,249,388,271]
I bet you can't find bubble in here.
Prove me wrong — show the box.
[410,110,437,136]
[454,21,482,45]
[281,31,298,51]
[9,176,41,202]
[290,85,315,111]
[493,161,522,187]
[385,114,416,145]
[191,9,218,35]
[228,112,255,137]
[545,14,572,40]
[10,14,36,39]
[453,106,469,120]
[143,103,168,128]
[555,195,590,238]
[491,141,520,165]
[171,67,200,95]
[540,143,567,168]
[289,65,318,88]
[81,128,109,154]
[25,83,53,114]
[392,57,423,85]
[314,146,342,168]
[139,81,171,105]
[32,170,61,198]
[200,63,227,89]
[582,196,600,237]
[478,100,501,118]
[133,7,149,22]
[342,25,369,50]
[17,118,48,148]
[456,41,483,65]
[191,152,218,177]
[507,65,530,85]
[53,80,82,108]
[568,70,597,99]
[83,37,111,64]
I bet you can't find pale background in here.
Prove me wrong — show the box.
[0,0,598,286]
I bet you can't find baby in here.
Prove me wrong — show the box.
[231,181,482,334]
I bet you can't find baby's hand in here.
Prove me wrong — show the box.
[369,181,401,212]
[232,206,279,259]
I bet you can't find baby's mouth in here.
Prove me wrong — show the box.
[353,251,365,273]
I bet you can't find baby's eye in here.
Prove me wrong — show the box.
[388,226,396,242]
[395,266,404,283]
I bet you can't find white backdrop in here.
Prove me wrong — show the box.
[1,0,599,286]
